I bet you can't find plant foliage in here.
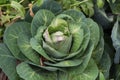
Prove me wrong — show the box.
[0,0,120,80]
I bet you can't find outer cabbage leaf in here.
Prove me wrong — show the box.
[111,20,120,63]
[17,62,57,80]
[0,43,19,80]
[62,9,85,23]
[25,6,40,23]
[27,61,65,72]
[44,59,83,67]
[40,0,62,14]
[93,7,113,30]
[98,47,111,79]
[17,32,40,64]
[86,18,100,48]
[73,41,94,73]
[25,0,62,23]
[92,27,104,63]
[4,22,31,60]
[92,37,104,63]
[58,59,98,80]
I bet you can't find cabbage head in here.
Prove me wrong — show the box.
[0,2,104,80]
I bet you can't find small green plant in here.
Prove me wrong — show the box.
[0,0,26,41]
[0,0,43,42]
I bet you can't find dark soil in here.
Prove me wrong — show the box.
[0,69,8,80]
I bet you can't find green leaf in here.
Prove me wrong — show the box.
[64,48,83,60]
[40,0,62,14]
[30,38,54,62]
[44,59,83,67]
[111,20,120,63]
[80,22,90,52]
[0,0,7,4]
[99,72,105,80]
[17,32,40,64]
[58,59,98,80]
[1,15,13,24]
[93,8,113,30]
[25,0,62,23]
[92,37,104,64]
[17,62,57,80]
[25,6,39,23]
[27,61,65,72]
[86,18,100,49]
[50,48,83,61]
[0,43,19,80]
[34,0,43,6]
[80,1,94,17]
[31,9,55,36]
[56,14,73,20]
[69,22,84,52]
[107,0,116,3]
[99,49,111,79]
[11,1,25,19]
[42,41,67,58]
[115,65,120,80]
[75,40,94,73]
[64,22,89,59]
[4,22,31,60]
[35,26,47,43]
[97,0,105,8]
[56,0,76,9]
[62,9,85,23]
[52,35,72,54]
[48,18,69,34]
[109,0,120,14]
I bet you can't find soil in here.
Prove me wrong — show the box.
[0,69,8,80]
